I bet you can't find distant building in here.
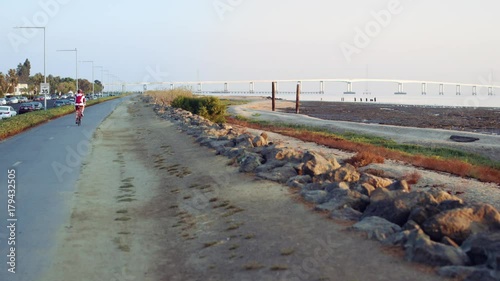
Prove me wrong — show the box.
[14,83,29,95]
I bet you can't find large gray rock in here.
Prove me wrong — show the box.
[261,145,304,163]
[316,189,369,212]
[286,175,312,189]
[422,203,500,244]
[238,153,263,173]
[438,266,498,281]
[324,181,350,192]
[301,190,329,204]
[329,207,363,221]
[351,216,402,242]
[360,173,393,189]
[257,166,298,183]
[334,164,360,183]
[353,182,376,196]
[362,191,439,226]
[461,232,500,270]
[404,230,470,266]
[254,160,286,173]
[408,205,441,225]
[252,135,268,147]
[302,151,340,177]
[387,180,410,192]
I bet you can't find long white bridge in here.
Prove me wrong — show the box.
[105,78,499,96]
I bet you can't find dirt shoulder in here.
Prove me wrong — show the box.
[41,97,448,281]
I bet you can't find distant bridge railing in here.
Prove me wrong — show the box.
[106,78,499,96]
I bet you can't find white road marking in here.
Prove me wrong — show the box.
[13,161,22,167]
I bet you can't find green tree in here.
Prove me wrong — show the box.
[78,79,92,93]
[29,73,44,95]
[48,75,60,95]
[94,80,103,93]
[16,59,31,83]
[57,81,76,94]
[6,69,18,93]
[0,73,8,95]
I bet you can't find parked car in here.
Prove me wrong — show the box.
[34,95,45,101]
[31,102,44,110]
[0,98,6,105]
[61,99,74,105]
[0,106,17,119]
[54,100,67,107]
[18,102,44,114]
[6,97,19,104]
[18,96,29,103]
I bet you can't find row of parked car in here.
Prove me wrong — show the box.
[0,96,29,105]
[0,98,76,120]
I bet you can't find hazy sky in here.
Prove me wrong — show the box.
[2,0,500,87]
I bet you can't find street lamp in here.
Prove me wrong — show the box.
[14,26,47,110]
[57,48,78,93]
[80,60,94,95]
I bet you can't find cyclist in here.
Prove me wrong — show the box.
[75,89,86,122]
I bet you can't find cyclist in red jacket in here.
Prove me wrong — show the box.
[75,89,86,120]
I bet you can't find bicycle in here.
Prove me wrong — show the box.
[75,105,83,126]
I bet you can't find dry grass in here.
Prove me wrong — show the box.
[346,151,385,167]
[401,171,422,185]
[144,89,193,106]
[227,117,500,184]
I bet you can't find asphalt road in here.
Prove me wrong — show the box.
[0,96,129,281]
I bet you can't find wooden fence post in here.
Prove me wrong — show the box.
[272,81,276,111]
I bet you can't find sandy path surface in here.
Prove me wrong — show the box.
[41,97,447,281]
[229,98,500,162]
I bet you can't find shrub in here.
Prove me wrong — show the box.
[346,151,385,167]
[171,96,226,123]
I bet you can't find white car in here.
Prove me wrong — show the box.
[0,98,6,105]
[0,106,17,119]
[6,97,18,104]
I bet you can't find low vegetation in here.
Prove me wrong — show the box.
[227,116,500,184]
[171,96,226,123]
[145,88,193,106]
[145,89,227,123]
[0,96,122,140]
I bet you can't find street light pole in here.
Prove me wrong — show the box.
[81,60,94,95]
[14,26,47,109]
[57,48,78,93]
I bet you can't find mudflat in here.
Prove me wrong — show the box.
[283,101,500,135]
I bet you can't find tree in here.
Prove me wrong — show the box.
[6,69,18,94]
[0,73,8,95]
[94,80,103,93]
[57,81,76,94]
[16,59,31,83]
[29,73,44,95]
[78,79,92,93]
